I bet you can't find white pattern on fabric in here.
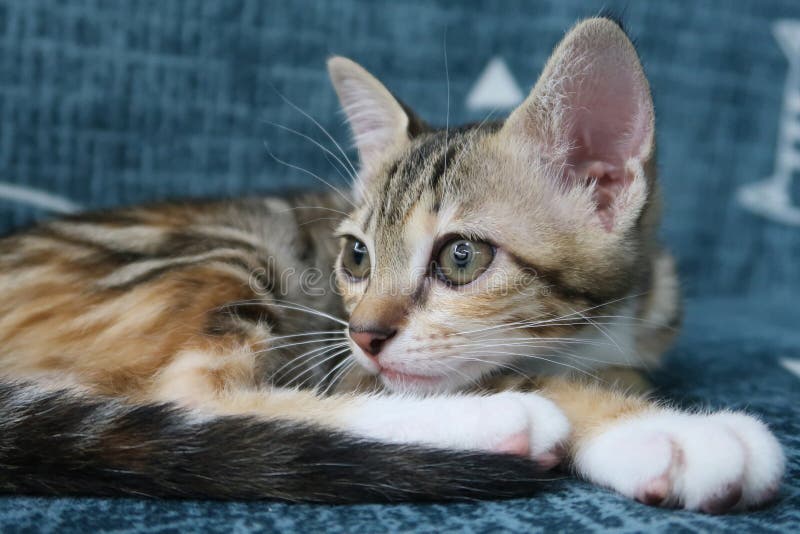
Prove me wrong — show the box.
[738,20,800,226]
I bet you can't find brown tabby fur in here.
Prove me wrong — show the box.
[0,17,689,501]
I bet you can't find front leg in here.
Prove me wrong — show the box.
[154,349,570,468]
[329,363,571,464]
[537,377,785,513]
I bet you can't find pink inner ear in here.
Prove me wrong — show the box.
[555,50,652,230]
[575,161,630,231]
[564,58,650,166]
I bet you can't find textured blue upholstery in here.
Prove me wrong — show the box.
[0,0,798,531]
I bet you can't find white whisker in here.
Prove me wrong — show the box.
[321,358,358,396]
[263,120,356,182]
[258,330,348,344]
[454,336,615,348]
[220,298,349,327]
[316,355,356,396]
[291,347,352,389]
[447,293,647,337]
[273,90,360,179]
[566,304,624,358]
[263,142,356,209]
[457,348,602,381]
[270,342,350,380]
[253,336,348,353]
[448,355,530,382]
[277,205,352,218]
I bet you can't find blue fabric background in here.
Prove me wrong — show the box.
[0,0,798,532]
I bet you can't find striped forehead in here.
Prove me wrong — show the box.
[363,124,494,232]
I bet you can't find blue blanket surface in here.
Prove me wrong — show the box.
[0,0,798,531]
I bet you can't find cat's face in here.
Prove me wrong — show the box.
[329,19,657,393]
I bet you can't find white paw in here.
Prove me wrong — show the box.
[575,410,785,513]
[344,392,570,469]
[502,392,572,468]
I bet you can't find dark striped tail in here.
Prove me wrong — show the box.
[0,382,547,502]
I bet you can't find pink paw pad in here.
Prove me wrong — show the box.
[493,433,531,457]
[636,475,671,506]
[533,442,566,470]
[701,483,743,515]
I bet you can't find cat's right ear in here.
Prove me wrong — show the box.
[500,18,654,232]
[328,57,423,176]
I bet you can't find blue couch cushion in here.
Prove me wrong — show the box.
[0,0,799,531]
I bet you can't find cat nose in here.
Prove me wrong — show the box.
[349,326,397,358]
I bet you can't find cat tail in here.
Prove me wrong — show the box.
[0,382,547,502]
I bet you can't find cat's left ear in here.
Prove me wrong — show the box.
[328,57,425,176]
[501,17,654,231]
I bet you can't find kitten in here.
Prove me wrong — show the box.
[0,18,784,511]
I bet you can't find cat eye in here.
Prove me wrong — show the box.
[434,237,495,286]
[341,237,371,280]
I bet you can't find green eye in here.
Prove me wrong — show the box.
[341,237,371,280]
[435,237,494,286]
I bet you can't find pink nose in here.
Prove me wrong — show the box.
[349,327,397,358]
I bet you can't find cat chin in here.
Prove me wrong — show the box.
[376,364,490,394]
[380,367,445,385]
[379,373,462,395]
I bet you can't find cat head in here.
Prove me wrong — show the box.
[328,17,658,393]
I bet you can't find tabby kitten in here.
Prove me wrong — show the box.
[0,18,784,512]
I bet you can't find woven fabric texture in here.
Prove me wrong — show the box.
[0,0,798,532]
